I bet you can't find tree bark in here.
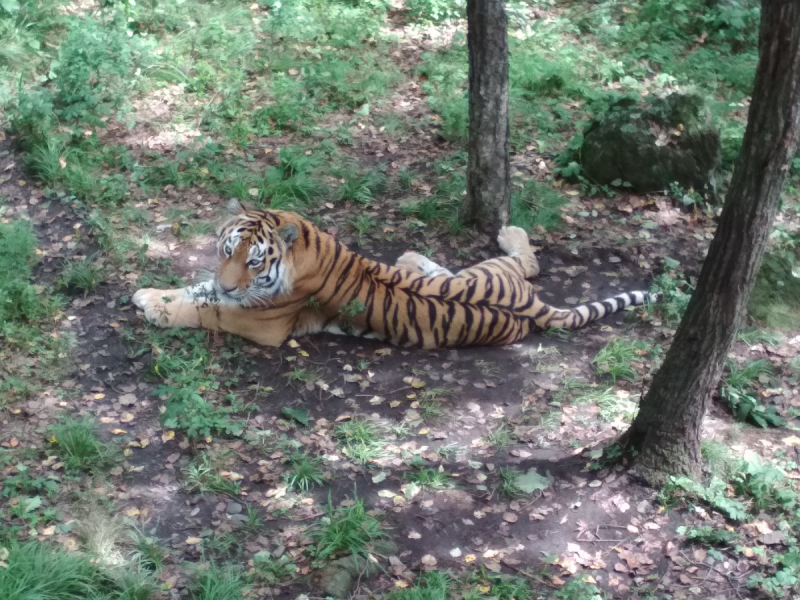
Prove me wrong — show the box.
[462,0,510,237]
[621,0,800,486]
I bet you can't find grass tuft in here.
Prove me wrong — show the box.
[49,416,115,474]
[309,491,387,564]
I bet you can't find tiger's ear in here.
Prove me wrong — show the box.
[277,223,299,248]
[225,198,246,216]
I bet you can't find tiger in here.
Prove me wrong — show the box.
[132,201,660,349]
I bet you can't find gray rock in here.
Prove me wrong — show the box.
[228,513,249,528]
[316,565,354,599]
[225,501,243,515]
[580,92,721,198]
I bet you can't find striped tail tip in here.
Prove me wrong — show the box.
[533,290,661,331]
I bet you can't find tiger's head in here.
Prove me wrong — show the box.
[214,200,299,305]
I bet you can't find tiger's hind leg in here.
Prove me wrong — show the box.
[497,226,539,279]
[395,252,454,277]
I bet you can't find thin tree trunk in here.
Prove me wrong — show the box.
[621,0,800,485]
[463,0,510,237]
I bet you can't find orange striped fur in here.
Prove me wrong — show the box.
[133,206,659,349]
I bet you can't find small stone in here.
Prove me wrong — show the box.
[226,501,243,515]
[228,513,249,528]
[420,554,437,567]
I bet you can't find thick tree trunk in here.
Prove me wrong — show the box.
[621,0,800,486]
[462,0,510,237]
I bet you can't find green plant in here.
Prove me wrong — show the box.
[0,541,101,600]
[720,359,784,427]
[592,338,650,383]
[701,440,737,480]
[335,418,385,464]
[308,491,387,564]
[0,538,158,600]
[48,416,115,474]
[183,453,241,497]
[510,180,566,232]
[677,525,738,546]
[403,467,453,491]
[187,562,248,600]
[152,336,246,440]
[129,529,166,572]
[204,532,241,558]
[338,298,366,332]
[495,467,525,499]
[284,452,327,493]
[349,214,376,244]
[334,164,386,205]
[2,464,59,499]
[0,220,61,325]
[283,367,319,384]
[736,327,783,346]
[398,167,414,190]
[660,475,748,521]
[483,423,514,449]
[53,17,140,123]
[554,575,604,600]
[407,0,464,22]
[651,267,693,325]
[59,256,106,295]
[387,571,451,599]
[731,454,797,513]
[249,551,297,585]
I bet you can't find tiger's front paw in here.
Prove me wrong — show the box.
[133,288,180,327]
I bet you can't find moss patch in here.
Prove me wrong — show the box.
[748,253,800,330]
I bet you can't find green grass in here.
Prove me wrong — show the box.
[309,492,387,565]
[334,163,387,206]
[249,551,297,586]
[417,387,452,423]
[651,268,693,326]
[720,359,783,427]
[0,220,61,325]
[129,529,167,573]
[748,252,800,330]
[48,416,115,474]
[58,256,106,295]
[335,418,386,465]
[284,451,327,493]
[0,540,157,600]
[736,327,783,347]
[183,452,241,497]
[187,562,248,600]
[386,571,451,600]
[403,467,453,491]
[150,332,247,440]
[0,541,101,600]
[510,180,566,232]
[495,467,525,499]
[483,424,514,450]
[592,338,651,383]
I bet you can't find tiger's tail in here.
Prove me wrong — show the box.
[530,291,662,331]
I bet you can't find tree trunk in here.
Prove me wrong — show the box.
[462,0,510,237]
[621,0,800,486]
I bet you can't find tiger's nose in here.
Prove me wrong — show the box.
[219,283,237,294]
